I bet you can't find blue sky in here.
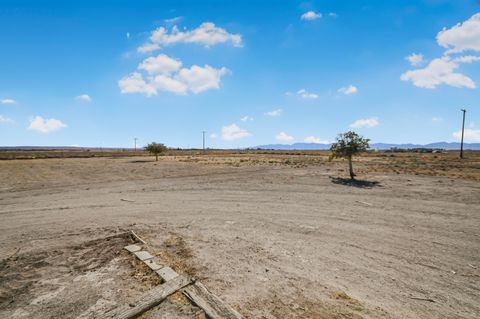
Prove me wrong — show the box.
[1,0,479,148]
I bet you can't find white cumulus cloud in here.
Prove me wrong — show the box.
[297,89,319,99]
[437,13,480,54]
[210,133,218,139]
[75,94,91,102]
[119,72,158,96]
[400,56,476,89]
[119,54,229,96]
[221,124,251,141]
[304,136,331,144]
[139,22,242,53]
[276,132,294,142]
[338,85,358,95]
[402,13,480,90]
[176,65,229,94]
[151,74,188,95]
[406,53,424,66]
[28,116,67,133]
[301,11,321,21]
[0,98,16,105]
[453,128,480,142]
[138,54,182,75]
[350,117,379,129]
[265,109,283,117]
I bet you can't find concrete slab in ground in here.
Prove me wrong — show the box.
[156,267,179,281]
[134,250,154,261]
[124,244,142,253]
[144,259,163,271]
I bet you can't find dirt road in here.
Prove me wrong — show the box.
[1,156,479,318]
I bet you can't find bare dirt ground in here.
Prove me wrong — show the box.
[0,152,479,318]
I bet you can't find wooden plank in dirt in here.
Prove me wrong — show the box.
[124,244,142,253]
[97,275,191,319]
[133,250,154,261]
[156,266,179,281]
[183,282,243,319]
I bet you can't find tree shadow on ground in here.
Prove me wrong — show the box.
[330,177,381,188]
[129,159,155,163]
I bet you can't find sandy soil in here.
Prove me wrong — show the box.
[0,155,479,318]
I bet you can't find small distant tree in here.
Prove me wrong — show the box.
[145,142,167,161]
[330,131,370,179]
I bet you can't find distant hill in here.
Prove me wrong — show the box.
[252,142,480,150]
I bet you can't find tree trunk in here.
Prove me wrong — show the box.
[348,156,355,179]
[155,154,158,161]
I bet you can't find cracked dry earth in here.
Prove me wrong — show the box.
[0,156,479,318]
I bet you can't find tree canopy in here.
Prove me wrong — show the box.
[145,142,167,161]
[330,131,370,179]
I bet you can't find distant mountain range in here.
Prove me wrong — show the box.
[251,142,480,150]
[1,142,479,151]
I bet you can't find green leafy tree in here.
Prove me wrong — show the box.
[145,142,167,161]
[330,131,370,179]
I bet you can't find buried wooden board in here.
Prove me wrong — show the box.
[183,282,244,319]
[96,275,191,319]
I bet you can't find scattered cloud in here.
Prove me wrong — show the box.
[437,13,480,54]
[0,98,16,105]
[137,43,160,54]
[328,12,338,18]
[139,22,242,53]
[453,55,480,63]
[210,133,218,139]
[138,54,182,75]
[75,94,91,102]
[0,115,14,124]
[126,32,130,39]
[431,117,443,123]
[240,115,253,122]
[301,11,321,21]
[265,109,283,117]
[176,65,229,94]
[400,56,476,89]
[349,117,379,129]
[406,53,424,66]
[453,128,480,142]
[276,132,294,142]
[28,116,67,133]
[304,136,331,144]
[402,13,480,89]
[297,89,319,99]
[119,72,158,96]
[221,124,251,141]
[338,85,358,95]
[164,16,183,25]
[119,54,229,96]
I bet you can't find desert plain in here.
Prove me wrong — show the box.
[0,150,479,318]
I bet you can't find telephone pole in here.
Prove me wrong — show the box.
[202,131,206,152]
[460,109,466,159]
[134,137,138,151]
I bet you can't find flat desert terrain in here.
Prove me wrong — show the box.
[0,152,479,318]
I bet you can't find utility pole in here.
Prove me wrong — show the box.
[202,131,206,152]
[134,137,138,152]
[460,109,466,159]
